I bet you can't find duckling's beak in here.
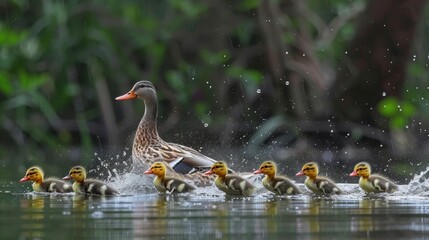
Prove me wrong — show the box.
[143,169,153,174]
[295,171,305,176]
[349,171,358,177]
[115,91,137,100]
[253,169,263,174]
[19,176,30,182]
[62,175,72,180]
[204,170,214,176]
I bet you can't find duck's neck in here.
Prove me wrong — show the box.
[142,96,158,124]
[266,173,275,179]
[135,97,160,142]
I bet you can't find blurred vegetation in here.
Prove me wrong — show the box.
[0,0,429,180]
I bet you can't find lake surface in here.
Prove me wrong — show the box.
[2,177,429,240]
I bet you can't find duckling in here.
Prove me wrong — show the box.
[204,161,255,196]
[350,162,398,193]
[63,166,119,196]
[254,161,301,195]
[296,162,341,195]
[20,166,73,193]
[144,162,196,194]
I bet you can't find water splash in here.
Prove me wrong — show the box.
[406,165,429,195]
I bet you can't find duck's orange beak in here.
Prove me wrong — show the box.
[62,175,72,180]
[143,169,153,174]
[204,170,214,176]
[295,171,305,176]
[253,169,263,174]
[19,176,30,182]
[116,91,137,100]
[349,171,358,177]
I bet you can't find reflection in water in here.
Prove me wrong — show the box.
[20,194,45,239]
[133,195,168,238]
[1,189,429,239]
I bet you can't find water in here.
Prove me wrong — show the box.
[2,176,429,240]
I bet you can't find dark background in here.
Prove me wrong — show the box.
[1,0,429,183]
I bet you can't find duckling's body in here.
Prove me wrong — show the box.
[63,166,119,196]
[205,162,255,196]
[20,167,73,193]
[254,161,301,195]
[350,162,398,193]
[296,162,341,195]
[144,162,195,193]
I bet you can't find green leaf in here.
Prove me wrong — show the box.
[390,116,407,129]
[378,97,398,117]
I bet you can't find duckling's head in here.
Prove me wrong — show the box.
[63,166,87,183]
[296,162,319,178]
[253,161,277,176]
[115,81,157,101]
[204,161,228,177]
[143,162,166,177]
[350,162,371,178]
[20,166,44,183]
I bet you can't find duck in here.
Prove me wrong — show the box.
[204,161,255,196]
[63,166,119,196]
[116,81,226,184]
[295,162,341,195]
[144,162,196,194]
[20,166,73,193]
[253,161,301,195]
[349,162,398,193]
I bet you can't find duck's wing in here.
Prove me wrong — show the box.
[163,177,196,193]
[43,178,73,193]
[273,177,302,195]
[314,177,342,194]
[224,175,255,195]
[166,143,217,168]
[368,174,398,193]
[83,179,119,195]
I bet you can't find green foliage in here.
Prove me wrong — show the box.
[378,97,416,129]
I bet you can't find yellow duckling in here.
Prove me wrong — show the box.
[204,161,255,196]
[144,162,196,193]
[296,162,341,195]
[63,166,119,196]
[349,162,398,193]
[20,166,73,193]
[254,161,301,195]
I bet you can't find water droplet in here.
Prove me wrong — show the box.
[204,123,208,127]
[382,92,386,96]
[285,81,289,85]
[256,89,261,94]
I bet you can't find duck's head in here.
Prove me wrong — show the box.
[143,162,166,177]
[63,166,87,183]
[350,162,371,178]
[204,161,228,177]
[115,81,157,101]
[20,166,44,183]
[296,162,319,178]
[253,161,277,176]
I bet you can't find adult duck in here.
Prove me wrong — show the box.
[63,166,119,196]
[144,162,195,194]
[116,81,223,182]
[296,162,341,195]
[20,166,73,193]
[350,162,398,193]
[254,161,301,195]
